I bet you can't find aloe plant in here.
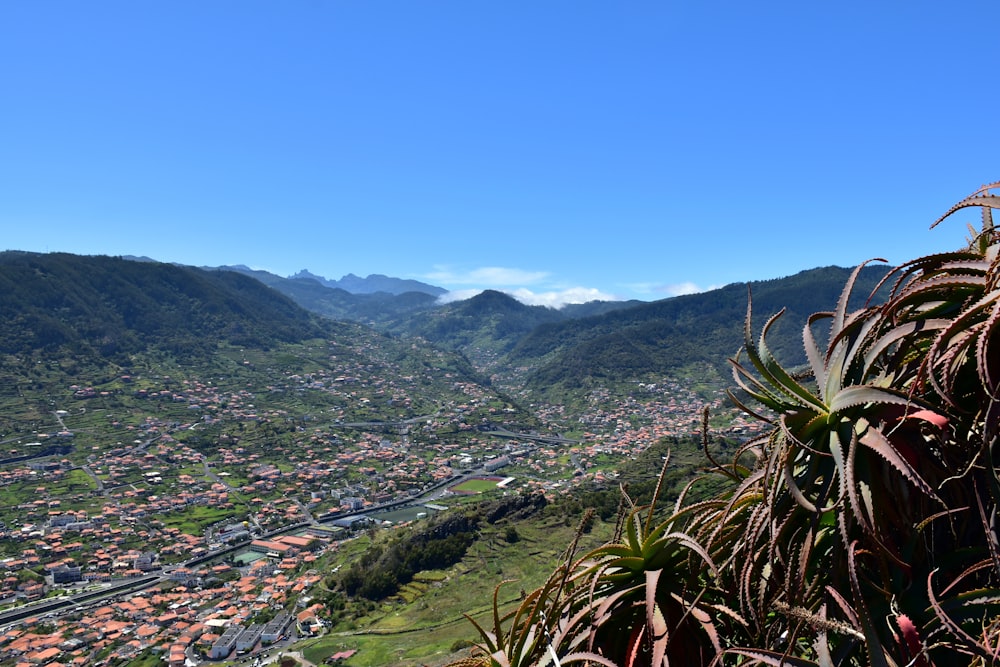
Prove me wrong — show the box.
[716,182,1000,665]
[450,182,1000,667]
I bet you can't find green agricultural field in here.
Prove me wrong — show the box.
[449,478,501,494]
[159,504,238,535]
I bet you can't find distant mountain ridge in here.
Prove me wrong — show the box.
[215,265,443,325]
[125,256,446,297]
[289,270,446,297]
[175,259,894,399]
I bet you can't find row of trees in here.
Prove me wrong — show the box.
[334,493,553,603]
[338,528,476,601]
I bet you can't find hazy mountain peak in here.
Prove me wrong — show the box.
[290,269,328,283]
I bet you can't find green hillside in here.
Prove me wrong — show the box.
[381,290,570,368]
[512,264,894,396]
[0,252,325,359]
[0,251,515,439]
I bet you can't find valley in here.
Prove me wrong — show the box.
[0,346,750,666]
[0,252,863,666]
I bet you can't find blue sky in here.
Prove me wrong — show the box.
[2,2,996,306]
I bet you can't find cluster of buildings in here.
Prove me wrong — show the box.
[0,528,331,666]
[0,355,768,665]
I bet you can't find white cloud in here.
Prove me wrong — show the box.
[507,287,619,308]
[437,289,485,304]
[438,286,619,309]
[427,264,625,307]
[425,265,549,287]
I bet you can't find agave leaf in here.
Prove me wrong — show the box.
[725,385,776,423]
[829,429,870,538]
[686,601,723,656]
[657,531,718,577]
[933,588,1000,616]
[489,649,512,667]
[847,429,910,569]
[857,424,941,503]
[927,569,995,660]
[508,574,564,662]
[605,555,647,573]
[759,323,826,409]
[931,182,1000,228]
[783,453,818,513]
[975,299,1000,396]
[890,252,986,298]
[833,260,886,337]
[926,326,979,407]
[639,520,674,562]
[824,307,884,396]
[589,543,638,559]
[814,630,835,667]
[856,479,878,543]
[589,581,645,625]
[935,559,997,598]
[490,580,514,650]
[862,319,950,375]
[934,258,993,274]
[643,569,669,667]
[558,652,619,666]
[891,274,989,312]
[803,311,833,388]
[463,613,502,655]
[749,306,828,410]
[914,506,968,534]
[643,453,672,535]
[847,541,891,667]
[824,584,861,629]
[723,647,821,666]
[707,601,749,628]
[826,384,925,414]
[625,511,642,555]
[731,353,802,413]
[781,411,834,452]
[986,399,1000,468]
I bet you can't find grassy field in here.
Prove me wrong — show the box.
[159,504,237,535]
[449,477,502,494]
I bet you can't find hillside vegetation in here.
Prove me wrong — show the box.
[0,250,518,444]
[0,252,324,359]
[512,265,893,396]
[217,259,897,402]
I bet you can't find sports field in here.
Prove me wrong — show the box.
[449,476,504,494]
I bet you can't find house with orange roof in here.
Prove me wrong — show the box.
[27,645,60,663]
[154,611,178,627]
[168,644,186,667]
[135,624,160,642]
